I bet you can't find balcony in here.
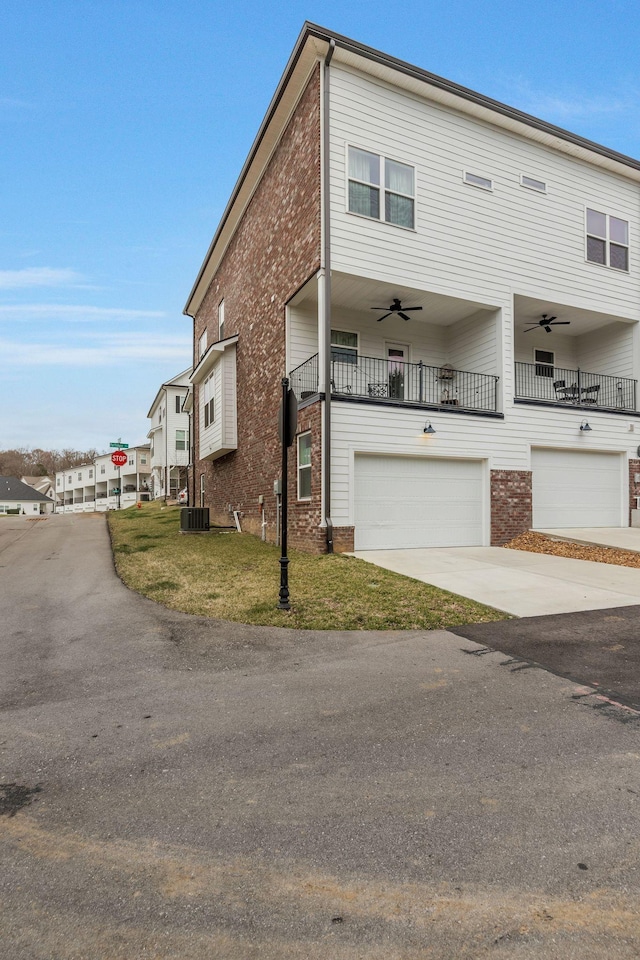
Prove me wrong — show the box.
[515,362,637,412]
[290,354,499,414]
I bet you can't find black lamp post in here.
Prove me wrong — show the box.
[278,377,297,610]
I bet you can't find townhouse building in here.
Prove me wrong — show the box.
[146,370,191,500]
[55,445,151,513]
[184,23,640,552]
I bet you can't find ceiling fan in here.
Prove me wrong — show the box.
[371,298,423,322]
[523,314,570,334]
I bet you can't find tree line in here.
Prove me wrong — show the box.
[0,448,102,478]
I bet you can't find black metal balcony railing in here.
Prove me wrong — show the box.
[289,353,499,413]
[515,362,637,411]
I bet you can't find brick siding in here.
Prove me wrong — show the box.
[191,67,323,551]
[490,469,532,545]
[629,459,640,525]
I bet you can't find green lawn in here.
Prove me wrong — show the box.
[108,502,509,630]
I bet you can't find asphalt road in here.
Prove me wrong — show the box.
[1,514,640,959]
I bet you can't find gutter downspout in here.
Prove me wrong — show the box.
[322,39,335,553]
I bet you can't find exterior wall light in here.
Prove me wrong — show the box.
[423,422,436,434]
[579,420,592,432]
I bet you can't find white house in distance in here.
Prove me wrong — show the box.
[184,22,640,553]
[54,445,151,513]
[0,477,55,515]
[147,369,191,500]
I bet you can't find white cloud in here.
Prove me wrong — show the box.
[0,267,85,289]
[0,303,166,322]
[0,332,191,366]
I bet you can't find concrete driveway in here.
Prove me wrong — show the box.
[353,530,640,617]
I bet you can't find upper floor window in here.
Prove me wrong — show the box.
[100,465,105,474]
[331,330,358,364]
[88,469,93,479]
[128,457,134,465]
[463,170,493,191]
[521,174,546,193]
[56,477,61,487]
[175,429,187,451]
[203,372,215,428]
[586,208,629,271]
[198,329,207,359]
[175,394,182,414]
[347,147,415,229]
[218,299,225,340]
[77,472,82,481]
[140,455,147,465]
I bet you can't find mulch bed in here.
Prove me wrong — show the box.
[504,530,640,569]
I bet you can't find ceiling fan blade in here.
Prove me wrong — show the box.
[376,312,392,322]
[398,312,411,321]
[371,307,390,311]
[523,326,538,332]
[544,326,552,333]
[550,321,570,325]
[399,306,423,311]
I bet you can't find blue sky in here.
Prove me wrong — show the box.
[2,0,640,452]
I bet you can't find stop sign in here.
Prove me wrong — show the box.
[111,450,128,467]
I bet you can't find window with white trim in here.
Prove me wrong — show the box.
[330,330,358,363]
[534,349,554,378]
[218,299,225,340]
[586,208,629,271]
[297,432,311,500]
[521,174,546,193]
[203,372,215,428]
[175,395,182,414]
[77,472,82,481]
[140,455,147,465]
[175,429,187,451]
[463,171,493,191]
[88,469,93,479]
[100,465,105,474]
[198,329,208,359]
[347,146,415,228]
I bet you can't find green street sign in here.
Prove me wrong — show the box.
[109,442,129,448]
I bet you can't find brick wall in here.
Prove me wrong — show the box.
[490,469,532,545]
[629,459,640,525]
[191,67,322,550]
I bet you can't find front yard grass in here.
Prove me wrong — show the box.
[108,502,508,630]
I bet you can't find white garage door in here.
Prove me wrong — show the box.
[532,448,622,528]
[354,455,484,550]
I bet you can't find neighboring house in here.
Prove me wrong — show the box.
[0,477,54,515]
[54,446,151,513]
[184,23,640,553]
[22,475,56,509]
[146,370,191,500]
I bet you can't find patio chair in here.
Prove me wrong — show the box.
[553,379,573,402]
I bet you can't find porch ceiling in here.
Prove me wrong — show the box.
[515,294,635,337]
[290,271,495,326]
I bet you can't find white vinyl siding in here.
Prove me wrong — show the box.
[329,66,640,321]
[198,344,237,461]
[354,454,484,549]
[532,449,623,528]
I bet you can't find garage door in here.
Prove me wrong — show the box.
[532,449,622,528]
[354,454,484,550]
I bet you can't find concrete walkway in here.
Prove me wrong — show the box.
[353,540,640,617]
